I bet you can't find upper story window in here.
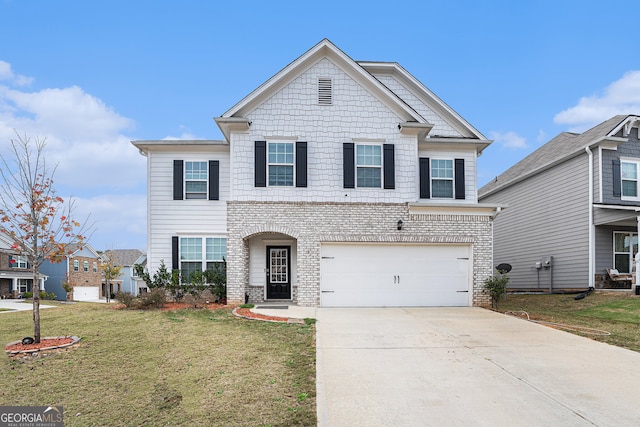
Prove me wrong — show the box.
[356,144,382,188]
[9,255,28,269]
[73,260,79,272]
[621,161,638,198]
[431,159,454,198]
[93,262,98,273]
[83,261,89,272]
[185,161,208,199]
[268,142,294,186]
[255,141,307,188]
[419,157,465,200]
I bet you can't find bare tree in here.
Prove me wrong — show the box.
[101,251,123,303]
[0,132,90,343]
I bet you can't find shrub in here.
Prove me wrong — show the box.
[115,291,137,308]
[41,291,57,300]
[23,291,33,299]
[138,288,166,309]
[484,269,509,309]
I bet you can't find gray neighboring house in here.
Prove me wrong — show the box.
[479,115,640,291]
[103,249,146,297]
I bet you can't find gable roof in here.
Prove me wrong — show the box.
[104,249,144,267]
[479,115,639,198]
[215,39,488,145]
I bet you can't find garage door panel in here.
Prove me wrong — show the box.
[73,286,99,302]
[320,244,471,307]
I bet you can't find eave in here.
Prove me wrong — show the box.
[132,139,228,156]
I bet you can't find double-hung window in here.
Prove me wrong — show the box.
[185,161,208,199]
[621,160,639,199]
[431,159,454,198]
[356,144,382,188]
[9,255,28,269]
[179,237,227,281]
[268,142,294,186]
[83,261,89,272]
[614,232,638,273]
[73,260,79,272]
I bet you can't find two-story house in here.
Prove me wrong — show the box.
[40,243,104,301]
[0,232,46,298]
[479,115,640,291]
[133,39,499,307]
[103,249,146,296]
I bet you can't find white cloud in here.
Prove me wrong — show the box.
[0,60,147,250]
[536,129,547,144]
[554,70,640,131]
[0,60,33,86]
[489,130,528,149]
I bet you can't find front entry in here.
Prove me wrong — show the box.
[266,246,291,299]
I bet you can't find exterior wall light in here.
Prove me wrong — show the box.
[397,219,403,230]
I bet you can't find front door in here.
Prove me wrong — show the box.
[266,246,291,299]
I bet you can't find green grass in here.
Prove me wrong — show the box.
[0,303,316,426]
[499,291,640,352]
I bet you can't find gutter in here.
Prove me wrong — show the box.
[585,146,594,288]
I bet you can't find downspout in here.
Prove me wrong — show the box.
[585,146,594,289]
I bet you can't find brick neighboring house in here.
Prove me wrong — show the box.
[40,244,104,301]
[0,233,46,298]
[133,39,500,307]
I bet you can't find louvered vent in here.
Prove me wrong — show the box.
[318,78,332,105]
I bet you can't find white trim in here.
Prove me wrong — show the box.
[619,157,640,201]
[586,146,594,288]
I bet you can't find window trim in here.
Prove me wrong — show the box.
[184,161,209,199]
[177,236,227,280]
[355,143,383,188]
[620,158,640,201]
[83,261,89,272]
[430,158,455,199]
[73,260,79,272]
[267,141,295,187]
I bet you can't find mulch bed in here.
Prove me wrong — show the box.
[5,336,81,356]
[234,307,290,323]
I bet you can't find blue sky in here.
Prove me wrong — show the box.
[1,0,639,251]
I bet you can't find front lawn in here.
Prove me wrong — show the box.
[0,303,316,426]
[499,291,640,352]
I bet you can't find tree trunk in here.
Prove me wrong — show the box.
[33,268,41,343]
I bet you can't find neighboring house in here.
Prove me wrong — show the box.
[40,243,104,301]
[102,249,146,296]
[479,115,640,291]
[0,232,46,298]
[133,39,500,307]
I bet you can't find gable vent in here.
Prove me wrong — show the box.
[318,78,332,105]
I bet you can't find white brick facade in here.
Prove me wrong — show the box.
[227,202,493,307]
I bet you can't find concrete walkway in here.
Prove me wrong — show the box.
[0,299,57,313]
[314,307,640,427]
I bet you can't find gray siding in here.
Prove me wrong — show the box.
[482,154,590,289]
[602,128,640,205]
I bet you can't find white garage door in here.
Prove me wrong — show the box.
[73,286,99,302]
[320,243,471,307]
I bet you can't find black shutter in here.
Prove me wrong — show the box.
[208,160,219,200]
[383,144,395,189]
[296,141,307,188]
[173,160,184,200]
[613,159,621,197]
[419,158,430,199]
[171,236,179,270]
[455,158,465,200]
[343,143,355,189]
[255,141,267,187]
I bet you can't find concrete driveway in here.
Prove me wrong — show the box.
[0,299,57,313]
[316,307,640,426]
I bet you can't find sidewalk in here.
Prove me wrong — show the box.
[0,299,57,313]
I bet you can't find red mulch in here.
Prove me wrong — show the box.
[5,337,73,352]
[235,307,289,322]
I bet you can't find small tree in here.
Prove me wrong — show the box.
[0,132,90,343]
[484,269,509,309]
[101,253,123,303]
